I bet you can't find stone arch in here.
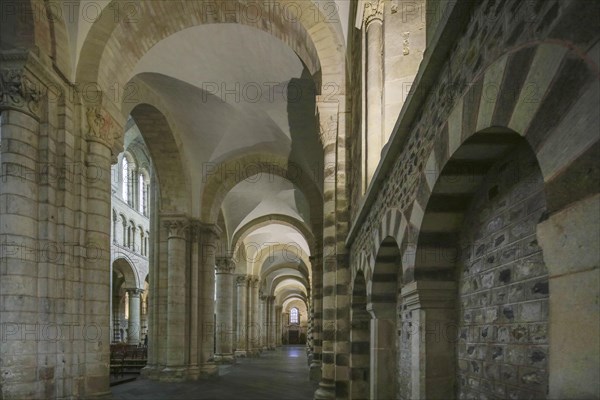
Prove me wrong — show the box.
[263,260,310,286]
[369,208,408,274]
[129,103,191,214]
[350,270,369,400]
[403,40,600,397]
[366,236,401,400]
[74,1,345,108]
[113,257,139,289]
[407,128,550,398]
[251,242,311,279]
[268,272,309,298]
[406,41,599,279]
[231,214,315,257]
[201,153,323,227]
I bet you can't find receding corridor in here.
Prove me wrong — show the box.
[112,346,317,400]
[1,1,599,399]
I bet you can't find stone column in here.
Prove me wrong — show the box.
[401,280,456,399]
[275,306,283,347]
[315,99,343,399]
[235,275,249,357]
[127,289,143,345]
[197,223,221,377]
[83,105,118,396]
[163,218,188,378]
[309,253,323,380]
[248,276,261,355]
[215,256,235,363]
[364,0,385,186]
[268,297,277,349]
[260,295,268,351]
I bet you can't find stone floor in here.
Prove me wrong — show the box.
[112,346,318,399]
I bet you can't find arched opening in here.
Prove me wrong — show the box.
[368,237,401,400]
[414,129,549,399]
[111,258,139,344]
[350,272,369,400]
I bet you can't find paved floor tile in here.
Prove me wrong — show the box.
[112,346,318,399]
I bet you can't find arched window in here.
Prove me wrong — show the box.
[138,172,148,215]
[290,307,299,324]
[140,230,144,255]
[121,217,127,247]
[122,158,129,203]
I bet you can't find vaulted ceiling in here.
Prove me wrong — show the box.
[86,0,350,306]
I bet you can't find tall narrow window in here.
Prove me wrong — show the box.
[122,158,129,203]
[290,307,299,324]
[139,173,146,214]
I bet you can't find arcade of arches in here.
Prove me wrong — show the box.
[0,0,598,399]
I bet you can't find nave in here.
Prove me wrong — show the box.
[112,346,317,400]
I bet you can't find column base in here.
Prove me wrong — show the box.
[140,365,161,380]
[159,366,191,382]
[198,363,219,378]
[234,350,248,358]
[84,391,112,400]
[248,349,261,357]
[214,354,235,364]
[309,362,322,382]
[314,380,336,399]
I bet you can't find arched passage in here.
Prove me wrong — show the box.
[350,271,369,400]
[368,237,401,400]
[410,130,549,399]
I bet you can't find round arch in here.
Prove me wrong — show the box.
[112,257,139,289]
[75,1,345,107]
[231,214,315,256]
[350,270,369,400]
[201,154,323,227]
[128,103,191,214]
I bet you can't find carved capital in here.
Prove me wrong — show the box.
[162,218,189,239]
[249,275,260,286]
[194,221,222,241]
[86,106,123,150]
[364,0,385,26]
[126,288,144,297]
[236,275,249,287]
[215,256,235,274]
[0,69,44,120]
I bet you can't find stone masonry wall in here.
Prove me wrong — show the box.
[457,143,548,399]
[350,0,573,260]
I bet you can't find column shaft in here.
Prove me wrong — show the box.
[127,289,142,344]
[365,3,384,186]
[198,224,220,376]
[215,257,235,363]
[248,277,260,355]
[164,220,187,370]
[235,276,249,357]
